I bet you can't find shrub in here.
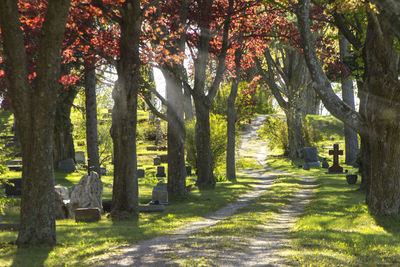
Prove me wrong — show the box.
[186,114,228,170]
[258,115,289,155]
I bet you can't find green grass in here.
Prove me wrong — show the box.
[266,157,400,266]
[0,173,259,267]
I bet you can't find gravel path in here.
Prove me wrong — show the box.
[100,115,316,266]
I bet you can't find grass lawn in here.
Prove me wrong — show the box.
[266,156,400,266]
[0,168,260,266]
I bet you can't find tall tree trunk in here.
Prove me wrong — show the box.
[340,38,359,165]
[184,88,194,121]
[53,87,76,166]
[110,0,141,218]
[363,13,400,215]
[194,97,215,189]
[85,65,100,176]
[286,107,303,159]
[301,86,320,116]
[0,0,71,246]
[226,47,243,182]
[163,69,187,196]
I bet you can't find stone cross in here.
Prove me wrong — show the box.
[328,143,343,173]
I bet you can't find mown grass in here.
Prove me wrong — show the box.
[0,173,258,266]
[266,156,400,266]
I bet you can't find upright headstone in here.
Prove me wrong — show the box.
[58,158,76,172]
[152,182,168,204]
[322,158,329,169]
[75,151,86,164]
[328,144,344,173]
[302,147,320,169]
[70,171,103,218]
[54,186,70,219]
[153,157,161,166]
[158,154,168,163]
[156,166,166,177]
[137,169,145,178]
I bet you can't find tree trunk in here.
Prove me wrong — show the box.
[286,107,303,159]
[110,0,141,217]
[0,0,71,246]
[53,87,76,166]
[301,86,320,116]
[163,69,187,196]
[194,97,215,189]
[226,47,243,182]
[184,89,194,121]
[85,65,100,176]
[340,38,359,165]
[363,13,400,215]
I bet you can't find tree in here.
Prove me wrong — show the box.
[372,0,400,39]
[109,0,142,218]
[0,0,71,245]
[339,37,359,165]
[297,0,400,215]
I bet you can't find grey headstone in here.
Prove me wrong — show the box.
[75,151,86,164]
[153,157,161,166]
[302,147,320,168]
[158,154,168,163]
[137,169,145,178]
[58,158,76,172]
[138,205,165,213]
[322,158,329,168]
[147,146,157,151]
[100,167,107,175]
[156,166,166,177]
[152,182,168,204]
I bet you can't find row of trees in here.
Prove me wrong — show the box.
[0,0,399,246]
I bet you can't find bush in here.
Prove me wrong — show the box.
[186,114,228,170]
[258,115,289,155]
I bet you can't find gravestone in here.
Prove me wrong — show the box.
[75,151,85,164]
[4,178,22,197]
[100,167,107,175]
[7,165,22,171]
[328,144,344,173]
[322,158,329,169]
[137,169,145,178]
[58,158,76,172]
[158,154,168,163]
[138,204,165,213]
[302,147,320,169]
[156,166,166,177]
[153,157,161,166]
[146,146,157,151]
[54,186,71,219]
[102,199,112,213]
[186,166,192,176]
[70,171,103,218]
[152,182,168,204]
[75,208,101,222]
[346,174,357,184]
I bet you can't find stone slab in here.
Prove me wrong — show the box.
[75,208,101,222]
[137,205,165,213]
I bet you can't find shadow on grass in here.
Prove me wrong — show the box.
[10,245,52,267]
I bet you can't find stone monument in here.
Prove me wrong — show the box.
[328,144,344,173]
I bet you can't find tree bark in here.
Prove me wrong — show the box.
[110,0,141,217]
[372,0,400,40]
[339,38,359,165]
[226,47,243,182]
[0,0,71,246]
[194,97,215,189]
[363,12,400,215]
[286,107,303,159]
[85,65,100,176]
[163,69,187,196]
[53,87,77,166]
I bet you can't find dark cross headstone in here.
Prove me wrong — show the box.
[328,144,343,173]
[137,169,145,178]
[156,166,166,177]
